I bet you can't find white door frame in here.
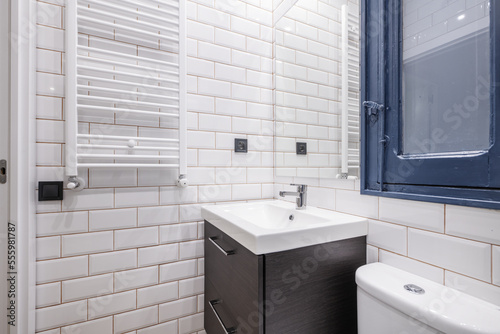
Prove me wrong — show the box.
[1,0,10,332]
[9,0,37,332]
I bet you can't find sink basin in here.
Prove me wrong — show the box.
[201,200,368,254]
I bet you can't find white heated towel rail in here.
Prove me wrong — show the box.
[338,4,360,180]
[65,0,187,189]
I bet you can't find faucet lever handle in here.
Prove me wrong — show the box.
[290,183,307,192]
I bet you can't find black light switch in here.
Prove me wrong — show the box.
[296,142,307,155]
[39,181,64,201]
[235,138,248,153]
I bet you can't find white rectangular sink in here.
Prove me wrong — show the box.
[201,200,368,254]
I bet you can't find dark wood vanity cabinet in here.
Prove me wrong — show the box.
[204,222,366,334]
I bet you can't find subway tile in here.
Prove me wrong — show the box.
[214,63,246,84]
[198,5,230,29]
[232,184,261,200]
[37,96,62,120]
[335,190,378,219]
[160,186,198,205]
[187,94,215,113]
[37,256,88,284]
[114,266,158,292]
[138,206,179,226]
[198,114,231,132]
[37,25,65,51]
[198,150,232,167]
[368,220,407,255]
[138,244,178,267]
[180,240,205,260]
[37,119,64,143]
[137,320,178,334]
[89,169,138,188]
[160,260,197,283]
[63,188,114,211]
[37,48,62,74]
[160,223,199,244]
[408,229,491,282]
[89,208,137,231]
[187,20,214,43]
[37,211,89,236]
[494,246,500,286]
[231,16,260,38]
[36,282,61,308]
[215,98,246,116]
[379,197,444,232]
[113,305,158,334]
[188,130,216,149]
[61,317,113,334]
[179,313,204,334]
[158,297,197,323]
[115,226,158,250]
[366,245,379,264]
[89,249,137,275]
[37,143,62,166]
[198,77,231,98]
[215,167,247,184]
[115,187,159,208]
[445,271,500,307]
[137,282,178,308]
[36,72,64,97]
[304,186,334,209]
[37,236,60,260]
[62,231,113,256]
[36,301,87,332]
[62,274,113,302]
[446,205,500,245]
[179,276,204,298]
[379,250,444,284]
[198,41,231,63]
[88,290,136,320]
[215,28,246,50]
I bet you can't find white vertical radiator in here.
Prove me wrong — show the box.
[338,4,360,179]
[65,0,187,189]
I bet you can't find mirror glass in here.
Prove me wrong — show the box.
[274,0,360,179]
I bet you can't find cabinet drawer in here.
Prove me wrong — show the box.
[205,279,238,334]
[205,222,264,334]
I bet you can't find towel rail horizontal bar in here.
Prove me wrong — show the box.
[80,0,178,26]
[77,85,179,101]
[77,105,179,118]
[78,15,179,43]
[101,0,179,17]
[77,64,178,83]
[78,134,179,143]
[78,46,179,68]
[78,5,178,34]
[78,144,179,151]
[77,75,179,93]
[78,163,180,168]
[77,95,179,109]
[78,163,179,168]
[78,154,179,160]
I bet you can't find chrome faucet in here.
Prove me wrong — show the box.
[279,184,308,210]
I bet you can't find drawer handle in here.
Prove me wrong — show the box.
[209,237,235,256]
[209,299,237,334]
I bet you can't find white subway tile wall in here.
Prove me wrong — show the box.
[35,0,500,333]
[274,0,357,178]
[35,0,274,332]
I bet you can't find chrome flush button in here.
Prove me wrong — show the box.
[404,284,425,295]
